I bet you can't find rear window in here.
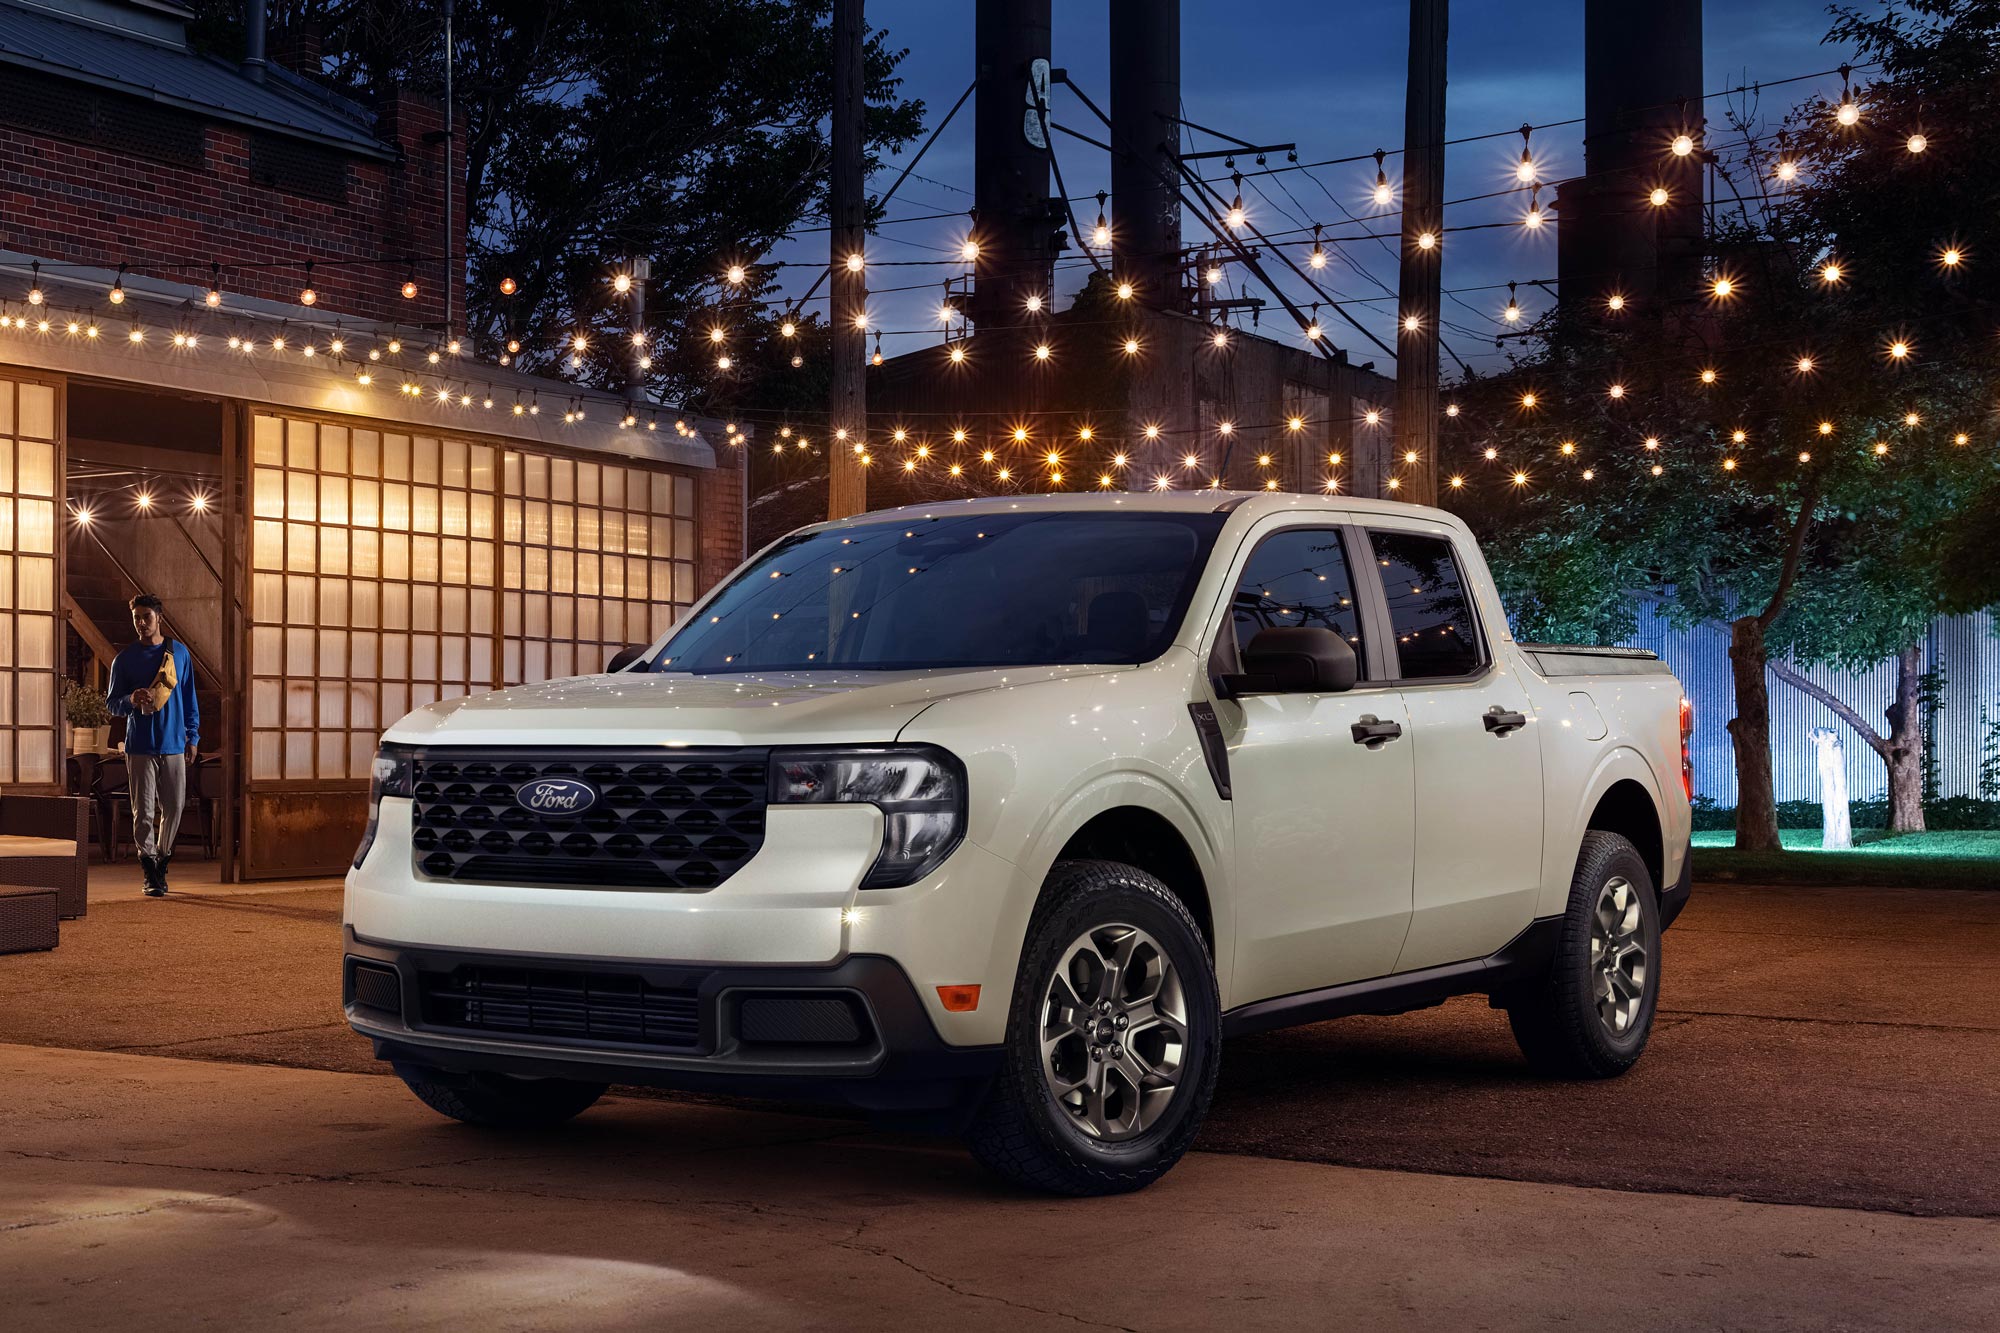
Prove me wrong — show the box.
[1368,530,1483,679]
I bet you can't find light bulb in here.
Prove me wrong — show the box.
[1607,293,1626,311]
[1649,187,1670,206]
[1609,383,1626,399]
[1776,160,1798,182]
[1836,101,1860,126]
[1123,338,1140,355]
[961,240,979,261]
[1033,343,1051,361]
[781,321,796,338]
[1941,248,1962,267]
[499,276,517,295]
[613,273,632,293]
[1416,231,1436,250]
[402,280,418,299]
[1116,281,1134,300]
[1907,134,1927,153]
[1822,263,1843,283]
[1671,134,1695,156]
[845,252,864,272]
[726,264,746,284]
[1403,315,1421,332]
[1309,246,1327,269]
[1712,277,1734,297]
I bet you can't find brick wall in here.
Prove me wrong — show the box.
[0,88,463,328]
[693,437,748,595]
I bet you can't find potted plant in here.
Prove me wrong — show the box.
[63,679,112,755]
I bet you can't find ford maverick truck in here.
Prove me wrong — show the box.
[345,492,1693,1195]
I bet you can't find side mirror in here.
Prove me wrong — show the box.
[1223,626,1358,695]
[604,644,649,674]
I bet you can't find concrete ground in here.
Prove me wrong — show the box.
[4,878,1998,1327]
[6,1044,1998,1331]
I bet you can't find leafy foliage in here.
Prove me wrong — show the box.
[188,0,923,410]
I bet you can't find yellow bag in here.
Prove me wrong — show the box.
[144,642,178,714]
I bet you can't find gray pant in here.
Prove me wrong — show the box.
[129,753,187,859]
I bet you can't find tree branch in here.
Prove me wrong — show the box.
[1769,659,1891,758]
[1756,471,1825,630]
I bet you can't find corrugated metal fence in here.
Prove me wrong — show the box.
[1619,603,1999,804]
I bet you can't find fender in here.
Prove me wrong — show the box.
[1539,744,1671,919]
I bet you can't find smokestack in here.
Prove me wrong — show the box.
[969,0,1054,331]
[1557,0,1703,305]
[1109,0,1181,306]
[243,0,268,83]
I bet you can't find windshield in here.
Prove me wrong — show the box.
[652,509,1227,674]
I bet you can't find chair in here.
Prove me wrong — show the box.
[0,795,89,920]
[186,756,223,859]
[95,756,129,862]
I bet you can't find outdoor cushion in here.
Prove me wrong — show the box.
[0,836,79,858]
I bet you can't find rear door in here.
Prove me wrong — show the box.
[1212,521,1414,1002]
[1355,521,1544,972]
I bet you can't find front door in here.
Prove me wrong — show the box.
[1213,523,1414,1005]
[1357,523,1545,973]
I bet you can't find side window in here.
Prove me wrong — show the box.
[1231,528,1365,675]
[1368,530,1483,679]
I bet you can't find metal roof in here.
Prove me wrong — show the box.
[0,1,390,156]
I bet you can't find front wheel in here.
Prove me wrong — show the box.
[396,1065,608,1129]
[1505,830,1662,1079]
[965,859,1220,1196]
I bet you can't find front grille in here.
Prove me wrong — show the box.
[418,963,702,1051]
[409,749,768,889]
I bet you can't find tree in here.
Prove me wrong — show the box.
[1452,1,2000,850]
[188,1,923,409]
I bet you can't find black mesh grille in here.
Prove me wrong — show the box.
[418,963,701,1051]
[348,960,402,1016]
[409,749,769,889]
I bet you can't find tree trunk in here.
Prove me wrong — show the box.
[1727,615,1783,851]
[1884,645,1927,834]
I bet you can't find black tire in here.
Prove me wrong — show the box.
[1506,830,1661,1079]
[964,859,1220,1196]
[396,1064,608,1129]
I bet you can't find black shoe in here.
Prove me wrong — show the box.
[159,853,173,889]
[140,854,167,896]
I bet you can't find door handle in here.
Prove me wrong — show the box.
[1483,706,1529,735]
[1351,714,1403,747]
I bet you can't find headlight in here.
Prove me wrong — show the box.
[353,744,416,868]
[769,746,965,889]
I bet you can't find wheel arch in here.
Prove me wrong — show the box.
[1584,778,1665,895]
[1054,806,1215,953]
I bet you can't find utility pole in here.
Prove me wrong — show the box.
[829,0,867,519]
[1394,0,1447,506]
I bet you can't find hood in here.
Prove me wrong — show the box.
[382,663,1128,749]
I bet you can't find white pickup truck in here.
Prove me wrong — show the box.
[345,492,1692,1195]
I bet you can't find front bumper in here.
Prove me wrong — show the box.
[343,927,1001,1115]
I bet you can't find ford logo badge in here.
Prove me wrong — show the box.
[515,778,598,816]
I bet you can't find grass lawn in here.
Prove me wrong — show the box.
[1691,828,2000,888]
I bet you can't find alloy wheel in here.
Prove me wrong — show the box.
[1590,875,1649,1036]
[1039,923,1189,1141]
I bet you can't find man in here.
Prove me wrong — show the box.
[106,594,200,897]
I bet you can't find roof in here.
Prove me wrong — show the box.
[0,1,389,156]
[806,489,1456,529]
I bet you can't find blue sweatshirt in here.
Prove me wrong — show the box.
[106,639,201,756]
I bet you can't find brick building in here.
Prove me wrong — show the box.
[0,0,744,878]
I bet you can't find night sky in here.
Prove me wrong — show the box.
[773,0,1855,378]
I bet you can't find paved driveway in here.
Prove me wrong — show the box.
[4,880,1996,1216]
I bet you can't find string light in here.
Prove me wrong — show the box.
[1776,159,1799,182]
[1026,294,1044,313]
[109,263,126,304]
[1796,355,1816,374]
[1402,314,1421,332]
[1608,383,1626,399]
[1888,339,1910,359]
[1835,100,1860,126]
[1607,293,1626,312]
[1906,134,1928,154]
[1723,457,1738,471]
[299,263,317,306]
[1033,342,1051,361]
[499,276,517,295]
[960,239,980,261]
[26,262,43,306]
[1699,368,1717,384]
[1122,337,1140,355]
[1416,230,1437,251]
[1904,411,1921,426]
[1711,276,1735,298]
[1372,149,1392,206]
[1671,133,1695,156]
[845,252,864,273]
[1940,247,1963,267]
[1821,262,1843,283]
[1732,429,1747,444]
[1644,436,1660,451]
[1649,187,1670,206]
[1954,433,1969,446]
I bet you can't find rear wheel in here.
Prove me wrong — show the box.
[396,1065,608,1129]
[1505,830,1661,1079]
[965,859,1219,1195]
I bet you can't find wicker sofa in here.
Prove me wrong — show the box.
[0,795,89,919]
